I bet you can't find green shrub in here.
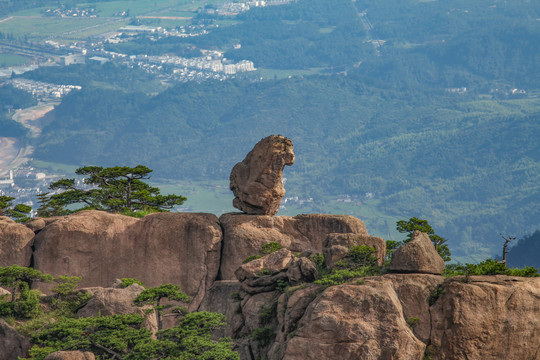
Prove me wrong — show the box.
[242,255,262,264]
[428,285,445,306]
[260,242,283,255]
[314,267,378,286]
[52,275,81,296]
[259,303,277,325]
[309,253,324,271]
[230,292,242,301]
[406,317,420,327]
[120,278,145,288]
[443,259,539,278]
[255,267,272,276]
[348,245,378,267]
[251,326,275,347]
[276,279,289,292]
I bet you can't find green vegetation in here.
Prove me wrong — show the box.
[260,242,283,255]
[1,0,537,263]
[242,255,262,264]
[0,84,36,138]
[120,278,145,288]
[133,283,190,330]
[32,71,540,260]
[314,267,377,287]
[251,326,275,347]
[508,231,540,269]
[37,165,186,216]
[315,245,380,286]
[428,285,445,306]
[18,62,164,94]
[0,196,32,222]
[0,266,238,360]
[0,266,52,319]
[0,54,29,67]
[243,242,283,263]
[443,259,539,279]
[406,317,420,327]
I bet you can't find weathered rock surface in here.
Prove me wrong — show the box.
[0,287,10,299]
[24,216,61,233]
[77,283,158,334]
[32,211,222,309]
[198,280,243,338]
[282,280,426,360]
[43,351,95,360]
[235,248,295,294]
[0,216,34,267]
[0,318,31,360]
[385,274,443,344]
[230,135,294,215]
[220,213,368,279]
[430,275,540,360]
[389,230,445,274]
[323,233,386,267]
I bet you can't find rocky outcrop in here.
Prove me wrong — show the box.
[219,213,368,279]
[77,283,158,334]
[0,318,31,360]
[44,351,95,360]
[0,216,34,267]
[429,275,540,359]
[389,230,445,274]
[32,211,222,310]
[281,278,428,360]
[235,248,296,294]
[230,135,294,215]
[323,233,386,267]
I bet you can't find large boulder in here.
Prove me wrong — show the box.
[0,216,34,267]
[219,213,368,279]
[389,230,445,274]
[77,283,158,334]
[430,275,540,359]
[282,281,426,360]
[33,211,222,310]
[0,318,31,360]
[230,135,294,215]
[323,233,386,268]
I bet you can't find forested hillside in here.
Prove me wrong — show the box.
[26,0,540,262]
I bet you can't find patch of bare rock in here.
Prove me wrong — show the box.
[0,216,34,267]
[0,318,31,360]
[32,211,221,310]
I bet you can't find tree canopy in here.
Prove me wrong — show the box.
[38,165,186,216]
[0,196,32,222]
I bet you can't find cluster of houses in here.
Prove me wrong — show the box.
[42,7,97,18]
[8,78,81,101]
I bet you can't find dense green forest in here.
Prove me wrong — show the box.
[15,0,540,262]
[508,231,540,268]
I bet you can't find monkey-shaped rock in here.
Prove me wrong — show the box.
[230,135,294,215]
